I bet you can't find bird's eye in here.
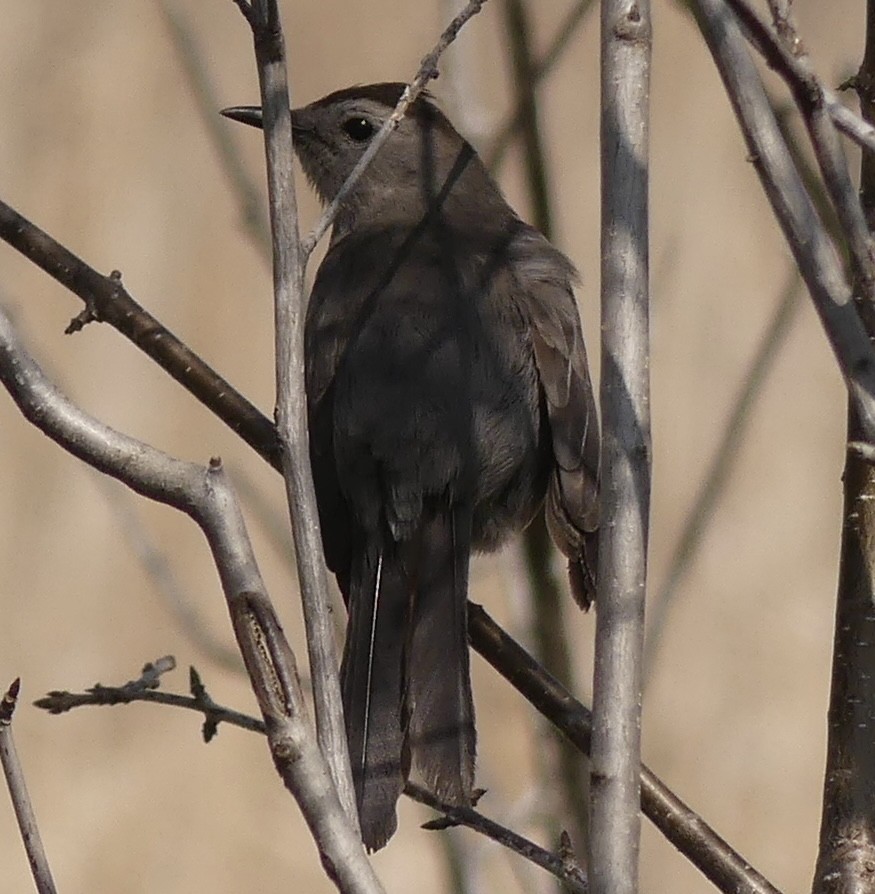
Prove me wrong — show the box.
[342,117,375,142]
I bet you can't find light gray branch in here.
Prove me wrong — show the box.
[827,90,875,157]
[591,0,652,891]
[723,0,875,319]
[236,0,359,828]
[0,305,383,894]
[687,0,875,441]
[0,680,58,894]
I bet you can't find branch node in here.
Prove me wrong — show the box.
[65,300,101,334]
[0,678,21,724]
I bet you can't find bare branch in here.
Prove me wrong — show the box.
[592,0,652,889]
[811,2,875,887]
[300,0,489,256]
[35,658,587,893]
[234,0,357,827]
[34,659,265,739]
[469,604,784,894]
[0,305,381,894]
[687,0,875,441]
[723,0,875,321]
[0,679,58,894]
[0,199,281,468]
[828,90,875,157]
[408,783,588,894]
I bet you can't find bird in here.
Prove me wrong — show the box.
[222,83,599,851]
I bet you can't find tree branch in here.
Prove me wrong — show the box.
[35,657,588,893]
[592,0,652,889]
[234,0,358,827]
[811,0,875,887]
[722,0,875,323]
[687,0,875,442]
[469,605,783,894]
[0,199,281,468]
[0,679,58,894]
[0,305,382,894]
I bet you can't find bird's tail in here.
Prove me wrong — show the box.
[341,507,476,851]
[406,507,476,804]
[342,540,408,851]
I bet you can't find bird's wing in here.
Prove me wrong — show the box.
[517,240,600,606]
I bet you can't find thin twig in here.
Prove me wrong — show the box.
[35,656,588,893]
[724,0,875,322]
[592,0,652,889]
[0,679,58,894]
[763,0,875,158]
[645,270,803,678]
[408,783,588,894]
[828,91,875,157]
[0,305,382,894]
[235,0,358,827]
[0,199,281,468]
[300,0,489,257]
[35,659,264,738]
[687,0,875,441]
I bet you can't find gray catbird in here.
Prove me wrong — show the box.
[222,84,599,851]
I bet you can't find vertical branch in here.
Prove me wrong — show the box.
[502,0,590,859]
[812,2,875,889]
[241,0,358,827]
[591,0,652,890]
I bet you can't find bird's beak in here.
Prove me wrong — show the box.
[220,105,264,129]
[221,105,310,139]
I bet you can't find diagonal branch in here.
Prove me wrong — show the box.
[722,0,875,324]
[300,0,490,257]
[0,304,382,894]
[0,199,281,468]
[35,659,588,893]
[688,0,875,443]
[469,604,783,894]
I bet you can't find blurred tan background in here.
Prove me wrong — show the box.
[0,1,860,891]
